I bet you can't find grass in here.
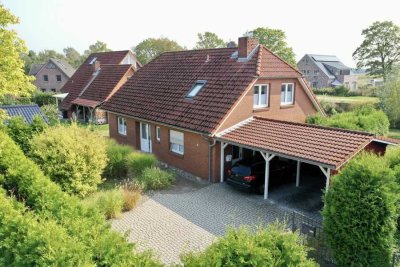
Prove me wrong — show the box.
[60,120,109,137]
[316,95,379,104]
[389,129,400,140]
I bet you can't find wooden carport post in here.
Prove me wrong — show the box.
[296,160,301,187]
[319,166,331,192]
[260,151,276,199]
[220,142,229,183]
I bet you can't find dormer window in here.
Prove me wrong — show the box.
[89,57,97,65]
[253,84,269,108]
[187,80,206,98]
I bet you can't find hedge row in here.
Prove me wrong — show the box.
[0,189,94,266]
[0,131,161,266]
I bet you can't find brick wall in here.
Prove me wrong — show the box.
[34,65,70,93]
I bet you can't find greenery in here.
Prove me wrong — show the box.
[127,152,157,176]
[307,105,390,135]
[323,153,398,266]
[136,167,175,191]
[83,40,112,58]
[0,131,162,266]
[181,223,317,267]
[353,21,400,79]
[133,37,184,64]
[0,4,35,101]
[379,67,400,127]
[31,91,56,106]
[389,128,400,140]
[195,32,226,49]
[40,104,59,125]
[103,139,134,179]
[83,189,125,219]
[121,185,141,211]
[250,27,296,66]
[29,124,108,197]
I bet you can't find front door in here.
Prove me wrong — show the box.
[140,122,152,153]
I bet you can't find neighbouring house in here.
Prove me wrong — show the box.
[29,58,75,93]
[297,54,358,90]
[102,37,395,199]
[60,50,140,123]
[0,104,48,124]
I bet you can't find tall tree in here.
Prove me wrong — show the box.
[379,67,400,127]
[63,47,83,68]
[250,27,296,66]
[133,37,184,65]
[195,32,226,49]
[353,21,400,80]
[0,4,35,100]
[83,40,111,57]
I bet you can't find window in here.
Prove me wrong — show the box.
[41,88,46,92]
[89,57,97,65]
[281,83,294,105]
[314,70,319,74]
[170,130,184,155]
[156,126,161,141]
[43,75,48,82]
[51,88,56,92]
[312,82,317,88]
[253,84,269,108]
[118,117,127,135]
[187,80,206,98]
[56,75,62,82]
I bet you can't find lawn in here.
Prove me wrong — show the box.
[316,95,379,104]
[389,129,400,140]
[60,120,109,137]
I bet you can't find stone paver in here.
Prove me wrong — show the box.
[111,181,322,265]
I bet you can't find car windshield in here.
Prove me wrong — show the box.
[231,164,251,176]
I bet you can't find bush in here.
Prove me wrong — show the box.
[313,87,336,95]
[0,131,162,266]
[181,223,317,267]
[40,104,59,125]
[29,123,108,197]
[323,153,398,266]
[83,189,125,219]
[127,152,157,176]
[0,189,93,266]
[103,139,134,179]
[136,167,175,191]
[306,105,390,135]
[31,91,56,107]
[121,184,141,211]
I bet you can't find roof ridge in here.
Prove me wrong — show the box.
[162,47,236,54]
[253,116,374,136]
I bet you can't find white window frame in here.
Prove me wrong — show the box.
[187,80,206,98]
[156,126,161,142]
[281,83,294,106]
[118,117,127,135]
[253,84,269,108]
[170,130,184,155]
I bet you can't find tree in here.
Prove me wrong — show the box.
[250,27,296,66]
[379,67,400,127]
[83,40,111,57]
[0,4,35,100]
[323,153,398,266]
[21,49,67,75]
[133,37,184,64]
[195,32,226,49]
[63,47,83,68]
[353,21,400,79]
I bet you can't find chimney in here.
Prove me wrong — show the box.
[238,36,259,58]
[93,60,100,72]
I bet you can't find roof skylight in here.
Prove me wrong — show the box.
[187,80,206,98]
[89,57,97,65]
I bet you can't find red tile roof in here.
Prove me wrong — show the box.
[103,45,313,133]
[71,98,101,108]
[216,117,377,169]
[60,50,131,110]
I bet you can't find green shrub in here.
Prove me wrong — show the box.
[313,87,336,95]
[127,152,157,176]
[121,184,142,211]
[83,190,125,219]
[136,167,175,191]
[181,223,317,267]
[40,104,59,125]
[104,139,134,179]
[31,91,55,106]
[0,189,94,266]
[323,153,398,266]
[29,124,108,197]
[306,105,390,135]
[0,131,162,266]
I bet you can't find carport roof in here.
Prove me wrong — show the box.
[215,117,392,170]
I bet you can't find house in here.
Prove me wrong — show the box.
[102,37,393,199]
[297,54,358,90]
[29,58,76,93]
[0,104,48,124]
[60,50,141,123]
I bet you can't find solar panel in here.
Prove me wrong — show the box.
[311,55,339,62]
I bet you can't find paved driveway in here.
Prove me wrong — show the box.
[111,178,322,265]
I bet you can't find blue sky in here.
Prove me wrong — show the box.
[3,0,400,67]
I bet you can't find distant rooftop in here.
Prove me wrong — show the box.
[0,104,48,124]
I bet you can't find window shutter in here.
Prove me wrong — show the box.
[170,130,184,145]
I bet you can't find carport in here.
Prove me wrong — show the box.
[215,117,392,200]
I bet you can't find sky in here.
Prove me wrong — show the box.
[3,0,400,68]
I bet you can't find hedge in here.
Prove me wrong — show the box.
[0,131,162,266]
[0,189,94,266]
